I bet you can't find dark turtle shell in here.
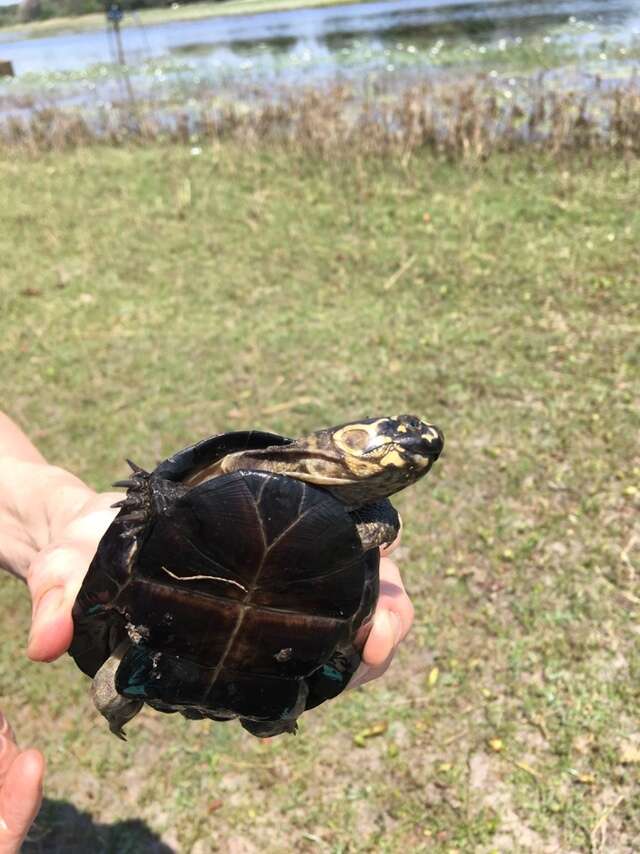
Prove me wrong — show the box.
[69,430,379,736]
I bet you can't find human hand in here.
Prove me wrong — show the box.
[0,445,118,663]
[28,479,412,692]
[349,534,414,689]
[7,459,415,676]
[25,484,119,663]
[0,407,413,692]
[0,711,44,854]
[26,476,413,686]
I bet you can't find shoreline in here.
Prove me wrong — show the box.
[0,0,368,40]
[2,74,639,158]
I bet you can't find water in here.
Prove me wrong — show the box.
[0,0,639,116]
[2,0,640,75]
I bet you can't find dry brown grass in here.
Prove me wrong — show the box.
[2,76,640,158]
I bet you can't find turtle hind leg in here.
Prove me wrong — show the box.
[91,640,143,740]
[240,717,298,738]
[240,679,308,738]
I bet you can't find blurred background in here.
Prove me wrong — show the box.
[0,0,639,851]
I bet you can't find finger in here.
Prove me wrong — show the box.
[348,625,396,690]
[0,729,19,789]
[377,558,414,643]
[26,546,88,662]
[348,559,415,689]
[26,505,118,662]
[0,714,14,749]
[54,503,119,548]
[0,749,44,852]
[361,607,402,669]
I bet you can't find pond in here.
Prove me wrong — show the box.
[0,0,639,118]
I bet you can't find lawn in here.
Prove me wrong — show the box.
[0,143,639,852]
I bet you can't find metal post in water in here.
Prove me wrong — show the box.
[106,2,137,114]
[107,3,126,66]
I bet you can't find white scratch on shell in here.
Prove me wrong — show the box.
[161,565,248,593]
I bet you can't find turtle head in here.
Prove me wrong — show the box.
[220,414,444,507]
[329,415,443,493]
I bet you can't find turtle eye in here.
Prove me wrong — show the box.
[335,427,371,453]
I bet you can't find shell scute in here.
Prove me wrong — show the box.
[117,644,305,723]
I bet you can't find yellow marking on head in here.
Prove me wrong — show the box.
[412,454,433,470]
[396,423,408,433]
[380,449,408,469]
[333,422,392,456]
[422,427,441,444]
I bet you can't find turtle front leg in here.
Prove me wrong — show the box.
[351,499,400,552]
[91,639,144,740]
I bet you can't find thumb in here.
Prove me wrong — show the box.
[27,545,88,662]
[26,500,119,662]
[0,749,44,853]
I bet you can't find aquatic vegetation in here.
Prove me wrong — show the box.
[2,2,639,114]
[2,74,639,159]
[2,7,639,160]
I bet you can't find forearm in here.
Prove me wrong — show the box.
[0,414,95,580]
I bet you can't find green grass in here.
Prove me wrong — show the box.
[0,144,639,852]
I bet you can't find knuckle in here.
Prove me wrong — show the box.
[27,545,78,591]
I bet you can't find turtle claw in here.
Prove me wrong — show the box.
[114,482,149,532]
[127,459,148,475]
[113,478,139,489]
[113,465,149,491]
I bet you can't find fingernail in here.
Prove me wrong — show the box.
[29,587,64,642]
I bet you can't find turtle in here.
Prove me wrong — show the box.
[69,414,444,739]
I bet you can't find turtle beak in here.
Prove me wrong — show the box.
[397,423,444,462]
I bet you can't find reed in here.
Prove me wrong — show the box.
[2,75,639,158]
